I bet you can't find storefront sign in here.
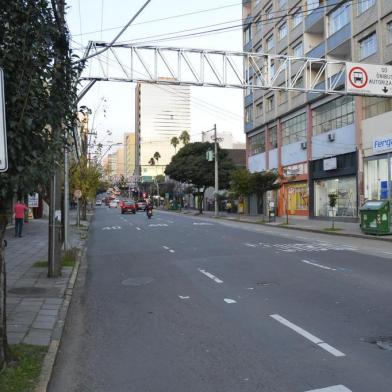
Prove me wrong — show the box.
[373,135,392,153]
[283,163,307,177]
[28,193,39,208]
[323,157,337,171]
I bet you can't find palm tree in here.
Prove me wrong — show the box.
[179,130,190,145]
[153,151,161,163]
[148,157,155,166]
[171,136,179,153]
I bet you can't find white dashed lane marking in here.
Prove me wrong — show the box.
[198,269,223,284]
[270,314,345,357]
[301,259,337,271]
[224,298,237,304]
[305,386,352,392]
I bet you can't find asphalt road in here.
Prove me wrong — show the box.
[49,207,392,392]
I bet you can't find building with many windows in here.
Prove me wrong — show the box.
[135,82,191,182]
[243,0,392,220]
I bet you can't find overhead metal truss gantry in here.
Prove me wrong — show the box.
[78,41,348,99]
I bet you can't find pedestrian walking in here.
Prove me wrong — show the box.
[14,200,28,238]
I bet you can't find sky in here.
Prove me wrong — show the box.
[66,0,245,151]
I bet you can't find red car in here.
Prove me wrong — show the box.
[120,200,136,214]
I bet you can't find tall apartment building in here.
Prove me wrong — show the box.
[243,0,392,219]
[135,82,191,181]
[124,132,136,179]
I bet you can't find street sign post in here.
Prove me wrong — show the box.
[346,62,392,97]
[0,67,8,172]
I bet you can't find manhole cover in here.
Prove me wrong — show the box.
[121,277,154,286]
[8,287,54,297]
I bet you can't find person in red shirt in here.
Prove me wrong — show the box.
[14,200,28,238]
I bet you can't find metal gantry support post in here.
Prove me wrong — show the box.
[64,145,69,251]
[213,124,219,218]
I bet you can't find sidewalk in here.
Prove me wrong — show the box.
[5,211,87,346]
[179,209,392,242]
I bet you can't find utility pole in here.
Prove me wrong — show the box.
[49,0,66,277]
[213,124,219,217]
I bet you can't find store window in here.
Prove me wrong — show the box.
[364,157,390,200]
[249,132,266,155]
[285,182,309,214]
[359,32,377,59]
[358,0,375,15]
[269,125,278,149]
[329,3,351,36]
[282,113,307,145]
[313,96,355,135]
[314,176,357,217]
[362,96,392,119]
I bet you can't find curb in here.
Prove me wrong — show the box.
[34,241,88,392]
[160,209,392,243]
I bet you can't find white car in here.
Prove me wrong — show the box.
[95,199,102,206]
[109,200,118,208]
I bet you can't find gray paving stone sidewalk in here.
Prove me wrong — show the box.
[4,211,85,346]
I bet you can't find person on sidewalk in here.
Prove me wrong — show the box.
[14,200,28,238]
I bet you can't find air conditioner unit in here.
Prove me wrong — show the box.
[328,133,336,142]
[300,141,307,150]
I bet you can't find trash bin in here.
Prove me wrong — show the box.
[359,200,391,235]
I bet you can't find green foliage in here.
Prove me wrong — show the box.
[0,344,47,392]
[179,130,190,145]
[155,174,165,184]
[328,192,338,208]
[230,168,252,197]
[0,0,80,200]
[165,142,234,190]
[170,137,179,152]
[153,151,161,162]
[249,171,280,197]
[148,157,155,166]
[70,157,102,202]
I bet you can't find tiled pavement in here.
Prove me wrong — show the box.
[5,212,84,346]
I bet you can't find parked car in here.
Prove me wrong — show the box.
[120,200,136,214]
[109,200,118,208]
[136,199,147,211]
[95,199,102,206]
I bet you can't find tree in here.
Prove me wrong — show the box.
[328,192,338,230]
[0,0,79,369]
[179,130,190,146]
[165,142,234,214]
[230,168,252,199]
[171,137,179,153]
[153,151,161,162]
[148,157,155,166]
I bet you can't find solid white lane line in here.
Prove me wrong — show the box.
[178,295,190,300]
[301,259,336,271]
[162,246,169,250]
[305,386,352,392]
[270,314,345,357]
[244,243,257,247]
[224,298,237,304]
[198,269,223,284]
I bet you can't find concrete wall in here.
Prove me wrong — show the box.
[268,149,278,169]
[311,124,356,160]
[281,142,307,166]
[248,152,266,173]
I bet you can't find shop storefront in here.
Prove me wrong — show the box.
[364,153,392,202]
[279,162,309,216]
[309,152,358,220]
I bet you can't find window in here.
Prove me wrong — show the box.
[245,106,253,123]
[388,22,392,44]
[307,0,320,13]
[359,32,377,59]
[265,5,273,20]
[362,96,392,119]
[244,26,251,44]
[312,96,354,135]
[278,22,288,40]
[268,126,278,149]
[267,95,275,111]
[249,132,266,155]
[358,0,375,15]
[278,0,287,9]
[256,18,263,34]
[282,113,307,145]
[269,61,275,78]
[293,41,303,57]
[266,35,274,50]
[255,102,263,117]
[329,4,351,36]
[293,10,302,28]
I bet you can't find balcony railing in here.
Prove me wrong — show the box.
[327,23,351,53]
[306,41,326,59]
[305,8,324,32]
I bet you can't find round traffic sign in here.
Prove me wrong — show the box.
[74,189,82,199]
[348,66,368,89]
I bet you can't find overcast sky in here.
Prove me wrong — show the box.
[66,0,245,150]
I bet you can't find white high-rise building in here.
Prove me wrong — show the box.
[135,82,191,181]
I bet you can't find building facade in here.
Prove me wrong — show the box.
[135,82,191,182]
[243,0,392,219]
[124,132,136,179]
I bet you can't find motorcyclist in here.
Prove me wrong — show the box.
[146,201,153,217]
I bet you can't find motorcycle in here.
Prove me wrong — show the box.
[146,208,153,219]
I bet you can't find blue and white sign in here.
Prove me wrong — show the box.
[373,135,392,153]
[0,67,7,172]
